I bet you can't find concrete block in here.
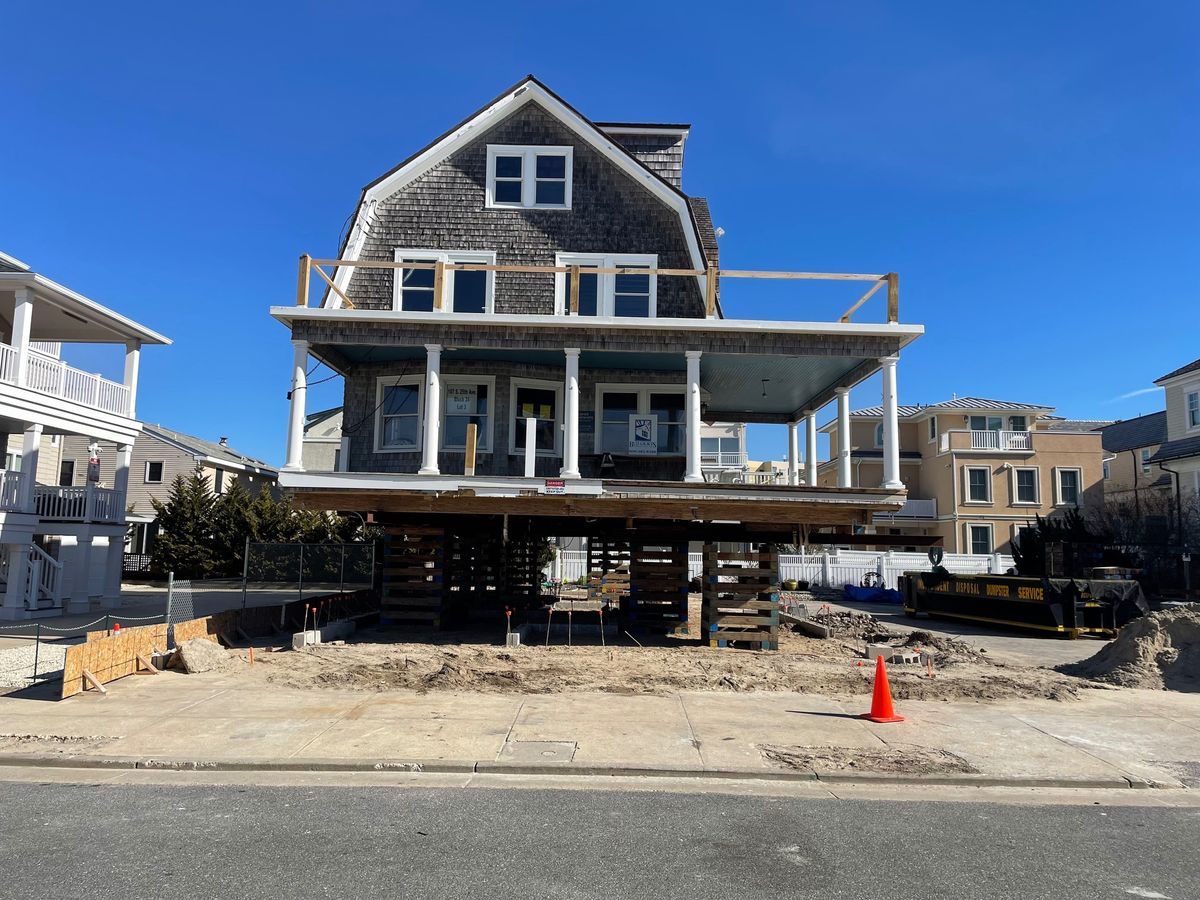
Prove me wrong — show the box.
[292,619,356,650]
[505,632,521,647]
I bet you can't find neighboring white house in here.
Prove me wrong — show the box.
[1151,357,1200,503]
[0,250,169,619]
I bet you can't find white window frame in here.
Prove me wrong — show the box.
[593,383,687,456]
[965,523,993,555]
[1010,465,1040,505]
[874,422,884,448]
[1008,415,1028,431]
[1054,466,1083,507]
[144,460,164,484]
[927,416,937,443]
[441,375,497,454]
[374,375,424,454]
[1103,460,1110,480]
[969,415,1003,432]
[486,145,573,210]
[509,377,564,457]
[1141,448,1152,474]
[392,249,496,314]
[963,465,992,504]
[554,252,658,317]
[1187,389,1200,430]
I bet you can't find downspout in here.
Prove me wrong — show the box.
[1128,448,1141,521]
[1158,460,1185,547]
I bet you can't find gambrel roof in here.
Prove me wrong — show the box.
[328,76,714,311]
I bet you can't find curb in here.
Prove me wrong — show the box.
[0,753,1165,790]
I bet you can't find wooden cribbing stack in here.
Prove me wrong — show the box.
[700,545,780,650]
[625,542,689,635]
[381,525,446,628]
[586,538,631,606]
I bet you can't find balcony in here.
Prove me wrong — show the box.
[874,497,936,520]
[32,485,123,523]
[700,450,747,469]
[0,343,131,417]
[941,429,1033,453]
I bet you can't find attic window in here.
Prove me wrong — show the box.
[486,145,572,209]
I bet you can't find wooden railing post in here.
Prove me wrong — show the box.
[464,422,477,477]
[297,254,311,307]
[704,264,719,317]
[433,260,446,311]
[568,265,580,314]
[886,272,899,323]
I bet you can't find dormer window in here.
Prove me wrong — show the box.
[486,146,572,209]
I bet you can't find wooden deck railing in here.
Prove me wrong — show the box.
[296,255,900,323]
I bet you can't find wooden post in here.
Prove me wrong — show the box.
[569,265,580,314]
[433,260,446,311]
[886,272,899,323]
[464,422,477,477]
[297,254,311,307]
[704,264,718,317]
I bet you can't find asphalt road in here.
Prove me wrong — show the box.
[1,783,1196,899]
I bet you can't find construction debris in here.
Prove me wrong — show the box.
[177,639,236,674]
[1059,606,1200,691]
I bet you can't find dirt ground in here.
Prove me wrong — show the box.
[760,744,979,775]
[236,600,1086,703]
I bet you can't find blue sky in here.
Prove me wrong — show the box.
[2,1,1197,465]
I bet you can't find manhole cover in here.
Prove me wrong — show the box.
[498,741,577,764]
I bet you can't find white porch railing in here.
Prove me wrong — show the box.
[0,344,131,416]
[25,544,63,609]
[0,469,26,512]
[969,429,1032,451]
[550,548,1015,590]
[700,451,747,468]
[32,485,123,522]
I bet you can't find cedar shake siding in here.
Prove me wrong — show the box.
[601,131,685,187]
[346,103,704,317]
[343,359,691,479]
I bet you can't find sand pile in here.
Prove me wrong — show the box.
[1060,607,1200,691]
[760,744,977,775]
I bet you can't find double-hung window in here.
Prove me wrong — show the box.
[969,415,1003,432]
[595,385,687,455]
[1141,449,1152,474]
[965,466,991,503]
[555,253,657,318]
[486,146,573,209]
[377,377,422,452]
[1188,390,1200,429]
[393,250,495,314]
[1056,468,1082,506]
[967,524,993,555]
[442,378,494,452]
[928,416,937,442]
[1013,467,1039,504]
[510,379,562,456]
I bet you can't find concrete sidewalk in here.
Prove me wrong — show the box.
[1,670,1197,789]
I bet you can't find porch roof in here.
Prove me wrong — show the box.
[271,307,923,423]
[0,272,170,345]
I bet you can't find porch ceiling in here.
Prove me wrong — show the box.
[318,345,881,422]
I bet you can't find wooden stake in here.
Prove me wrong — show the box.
[464,422,477,476]
[886,272,899,323]
[704,264,718,317]
[433,259,446,311]
[569,265,580,314]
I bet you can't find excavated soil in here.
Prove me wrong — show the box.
[1060,607,1200,691]
[760,744,978,775]
[242,622,1081,702]
[0,733,115,754]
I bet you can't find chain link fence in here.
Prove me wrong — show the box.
[240,542,377,607]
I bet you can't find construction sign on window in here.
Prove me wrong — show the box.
[446,386,477,415]
[627,414,658,455]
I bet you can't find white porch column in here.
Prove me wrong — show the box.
[11,288,33,387]
[804,411,818,486]
[68,534,93,614]
[283,339,309,471]
[560,348,581,479]
[19,423,42,512]
[836,387,852,488]
[123,341,141,418]
[101,534,124,609]
[786,422,799,486]
[880,355,903,489]
[418,343,442,475]
[684,350,703,483]
[1,545,31,617]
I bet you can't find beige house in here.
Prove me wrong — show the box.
[1150,357,1200,503]
[817,397,1105,553]
[1098,411,1170,512]
[302,407,343,472]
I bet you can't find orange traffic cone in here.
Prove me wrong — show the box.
[862,655,904,723]
[112,622,121,635]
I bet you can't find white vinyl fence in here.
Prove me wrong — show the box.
[549,548,1015,590]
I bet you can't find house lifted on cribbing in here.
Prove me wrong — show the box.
[270,76,923,634]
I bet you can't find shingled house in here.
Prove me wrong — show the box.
[271,76,923,630]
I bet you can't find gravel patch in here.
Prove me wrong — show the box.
[0,641,67,690]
